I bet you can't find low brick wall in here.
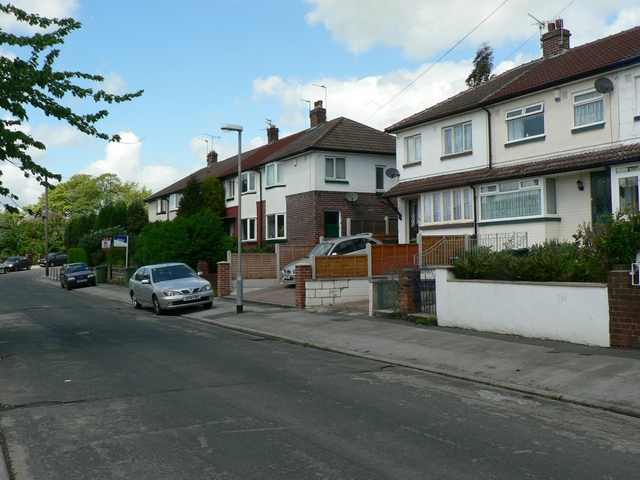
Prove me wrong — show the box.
[608,264,640,348]
[304,278,369,307]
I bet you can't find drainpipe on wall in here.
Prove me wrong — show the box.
[481,105,493,170]
[471,185,478,240]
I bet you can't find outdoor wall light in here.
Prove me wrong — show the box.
[576,179,584,191]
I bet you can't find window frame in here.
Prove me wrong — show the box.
[405,134,422,164]
[156,198,166,214]
[613,165,640,213]
[226,179,236,200]
[479,177,557,221]
[505,102,545,143]
[375,165,385,191]
[241,172,256,194]
[325,156,347,181]
[266,162,285,187]
[422,188,474,225]
[572,89,604,129]
[266,213,286,240]
[443,122,472,156]
[169,193,182,212]
[241,218,257,242]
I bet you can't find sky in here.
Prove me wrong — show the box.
[1,0,639,210]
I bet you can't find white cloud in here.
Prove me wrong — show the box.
[0,0,80,33]
[99,73,129,96]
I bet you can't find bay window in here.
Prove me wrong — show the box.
[423,188,474,224]
[241,172,256,193]
[480,178,557,220]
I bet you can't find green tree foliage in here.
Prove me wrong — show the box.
[0,4,143,212]
[78,226,123,266]
[95,202,128,230]
[125,200,149,235]
[133,213,232,270]
[202,175,226,217]
[177,176,203,218]
[64,213,96,250]
[465,42,495,88]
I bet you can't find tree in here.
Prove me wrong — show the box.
[177,176,203,218]
[465,42,495,88]
[0,4,143,212]
[202,175,226,217]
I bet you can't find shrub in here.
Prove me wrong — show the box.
[67,247,89,264]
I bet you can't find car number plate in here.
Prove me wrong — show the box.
[184,294,200,301]
[77,279,87,283]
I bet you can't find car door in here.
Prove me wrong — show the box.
[133,268,153,305]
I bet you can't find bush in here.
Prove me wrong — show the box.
[67,247,89,264]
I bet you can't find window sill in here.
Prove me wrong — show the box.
[572,122,605,134]
[241,191,256,196]
[440,151,472,161]
[325,179,349,184]
[265,238,287,243]
[402,161,422,168]
[634,115,640,122]
[505,135,545,148]
[478,216,561,226]
[420,221,474,230]
[265,184,286,190]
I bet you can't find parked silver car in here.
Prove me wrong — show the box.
[128,262,213,315]
[281,234,381,284]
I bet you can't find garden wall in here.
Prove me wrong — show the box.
[435,268,610,347]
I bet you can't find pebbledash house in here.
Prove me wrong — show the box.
[145,101,398,246]
[384,20,640,252]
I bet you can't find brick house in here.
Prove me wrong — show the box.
[145,101,398,246]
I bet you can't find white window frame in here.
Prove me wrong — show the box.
[325,157,346,180]
[506,102,545,142]
[443,122,472,156]
[479,177,557,221]
[156,198,166,214]
[169,193,182,211]
[241,218,257,242]
[241,172,256,194]
[635,76,640,117]
[266,213,286,240]
[266,162,284,186]
[422,188,474,224]
[226,179,235,200]
[573,89,604,128]
[405,134,422,164]
[613,165,640,213]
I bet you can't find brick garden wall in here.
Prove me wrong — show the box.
[608,264,640,348]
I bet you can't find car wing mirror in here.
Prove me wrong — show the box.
[141,279,150,285]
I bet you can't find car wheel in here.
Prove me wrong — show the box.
[203,302,213,309]
[60,279,65,288]
[27,264,31,270]
[131,292,142,309]
[152,296,162,315]
[66,281,72,291]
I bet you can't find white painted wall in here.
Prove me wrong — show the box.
[305,278,370,307]
[435,268,610,347]
[617,66,640,141]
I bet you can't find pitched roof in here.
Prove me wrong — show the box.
[147,117,395,201]
[383,143,640,198]
[386,25,640,133]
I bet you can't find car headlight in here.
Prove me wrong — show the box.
[88,274,95,278]
[200,283,212,292]
[162,290,182,296]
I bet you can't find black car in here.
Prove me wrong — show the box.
[4,256,32,271]
[39,252,67,267]
[60,262,96,290]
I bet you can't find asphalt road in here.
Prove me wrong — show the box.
[1,269,640,479]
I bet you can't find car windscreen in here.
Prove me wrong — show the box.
[308,243,334,256]
[67,263,89,273]
[152,265,196,283]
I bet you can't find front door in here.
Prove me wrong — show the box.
[324,211,340,238]
[591,171,611,224]
[408,198,419,243]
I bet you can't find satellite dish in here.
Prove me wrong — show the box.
[594,77,613,94]
[345,192,358,202]
[385,168,400,178]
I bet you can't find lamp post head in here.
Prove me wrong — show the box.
[221,123,243,133]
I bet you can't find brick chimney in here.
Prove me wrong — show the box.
[541,19,571,58]
[267,124,279,143]
[207,150,218,166]
[310,100,327,127]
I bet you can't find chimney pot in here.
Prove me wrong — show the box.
[207,150,218,166]
[267,124,279,143]
[309,100,327,127]
[541,19,570,58]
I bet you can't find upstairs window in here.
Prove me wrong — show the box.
[506,103,544,142]
[405,134,422,163]
[443,122,472,155]
[169,193,182,211]
[376,166,385,191]
[266,162,284,186]
[573,90,604,128]
[241,172,256,194]
[326,157,346,180]
[156,198,166,214]
[225,179,235,200]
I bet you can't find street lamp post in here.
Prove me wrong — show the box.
[221,123,244,313]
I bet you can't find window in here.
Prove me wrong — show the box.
[376,166,385,191]
[405,134,422,163]
[443,122,472,155]
[241,172,256,193]
[506,103,544,142]
[226,179,235,200]
[266,162,284,186]
[156,198,165,214]
[241,218,257,242]
[480,178,556,220]
[267,214,286,239]
[169,193,182,211]
[423,188,474,224]
[326,157,346,180]
[635,76,640,118]
[573,90,604,128]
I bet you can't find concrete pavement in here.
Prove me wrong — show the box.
[41,276,640,418]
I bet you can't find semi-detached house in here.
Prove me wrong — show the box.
[145,101,398,246]
[385,20,640,250]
